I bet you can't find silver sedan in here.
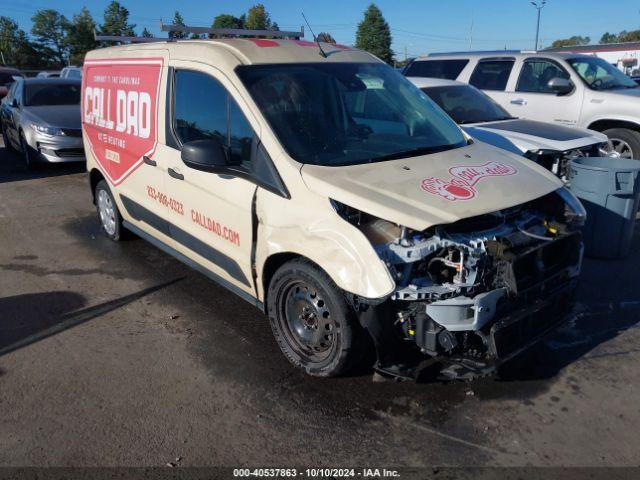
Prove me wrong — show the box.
[1,78,84,169]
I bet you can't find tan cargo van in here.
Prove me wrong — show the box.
[82,36,585,380]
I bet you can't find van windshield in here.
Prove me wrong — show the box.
[237,63,467,166]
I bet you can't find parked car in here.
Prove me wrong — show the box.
[82,38,585,380]
[404,51,640,159]
[1,78,84,169]
[408,77,613,178]
[60,66,82,79]
[0,67,24,99]
[36,71,60,78]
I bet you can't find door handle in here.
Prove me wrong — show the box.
[168,167,184,180]
[510,98,527,106]
[143,155,156,167]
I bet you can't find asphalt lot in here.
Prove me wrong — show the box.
[1,143,640,468]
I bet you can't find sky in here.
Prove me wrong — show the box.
[2,0,640,59]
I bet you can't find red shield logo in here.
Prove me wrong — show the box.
[82,58,163,185]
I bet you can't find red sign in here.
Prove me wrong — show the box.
[421,161,517,201]
[82,58,163,185]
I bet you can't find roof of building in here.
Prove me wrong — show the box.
[545,42,640,53]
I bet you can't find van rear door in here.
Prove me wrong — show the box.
[82,52,172,244]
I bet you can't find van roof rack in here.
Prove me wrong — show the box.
[94,31,166,43]
[159,20,304,39]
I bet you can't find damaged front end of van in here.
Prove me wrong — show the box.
[332,187,584,379]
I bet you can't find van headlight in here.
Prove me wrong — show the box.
[31,124,63,136]
[557,187,587,227]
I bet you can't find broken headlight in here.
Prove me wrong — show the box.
[557,186,587,227]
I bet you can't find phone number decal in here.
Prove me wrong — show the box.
[146,185,184,215]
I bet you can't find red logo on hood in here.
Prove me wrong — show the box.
[82,58,163,185]
[421,161,518,201]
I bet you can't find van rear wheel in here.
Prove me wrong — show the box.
[95,180,127,241]
[267,259,365,377]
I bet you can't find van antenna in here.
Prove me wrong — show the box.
[301,13,327,58]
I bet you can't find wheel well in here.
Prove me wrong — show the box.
[89,169,105,204]
[588,119,640,134]
[261,252,301,311]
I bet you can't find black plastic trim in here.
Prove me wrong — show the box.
[119,195,251,287]
[123,220,262,309]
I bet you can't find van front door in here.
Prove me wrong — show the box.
[161,64,257,297]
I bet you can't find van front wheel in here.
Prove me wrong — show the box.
[95,180,127,241]
[267,259,364,377]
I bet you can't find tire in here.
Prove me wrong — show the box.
[95,180,128,241]
[267,258,365,377]
[603,128,640,160]
[2,123,14,152]
[19,131,37,170]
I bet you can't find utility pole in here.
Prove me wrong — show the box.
[531,1,547,51]
[469,8,474,50]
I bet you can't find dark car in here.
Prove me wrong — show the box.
[0,67,24,99]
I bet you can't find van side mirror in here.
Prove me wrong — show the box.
[181,138,229,172]
[547,77,573,95]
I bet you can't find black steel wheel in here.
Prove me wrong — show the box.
[267,258,365,376]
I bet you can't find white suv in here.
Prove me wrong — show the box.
[404,51,640,159]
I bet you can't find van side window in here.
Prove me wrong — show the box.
[173,70,253,169]
[404,59,469,80]
[469,60,515,91]
[516,59,570,93]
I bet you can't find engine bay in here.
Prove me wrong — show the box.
[333,190,584,378]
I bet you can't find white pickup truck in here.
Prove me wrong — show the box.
[404,51,640,159]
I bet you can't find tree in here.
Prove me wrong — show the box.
[14,30,39,68]
[31,9,70,65]
[355,4,393,64]
[210,13,244,38]
[317,32,336,44]
[67,7,96,65]
[101,1,136,37]
[168,11,188,40]
[245,4,272,30]
[0,16,20,64]
[550,36,590,48]
[600,32,619,44]
[141,27,154,38]
[618,30,640,43]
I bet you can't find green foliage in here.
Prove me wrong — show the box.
[169,11,188,40]
[31,9,70,65]
[317,32,336,44]
[600,29,640,44]
[551,35,591,48]
[67,7,96,66]
[141,27,154,38]
[0,17,38,68]
[245,4,272,31]
[100,1,135,37]
[600,32,619,44]
[355,4,393,64]
[210,13,244,38]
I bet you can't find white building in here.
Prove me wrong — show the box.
[546,42,640,75]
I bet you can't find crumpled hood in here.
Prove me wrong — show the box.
[300,141,564,231]
[463,119,606,155]
[23,105,81,129]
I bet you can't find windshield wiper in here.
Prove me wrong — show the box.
[366,144,459,163]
